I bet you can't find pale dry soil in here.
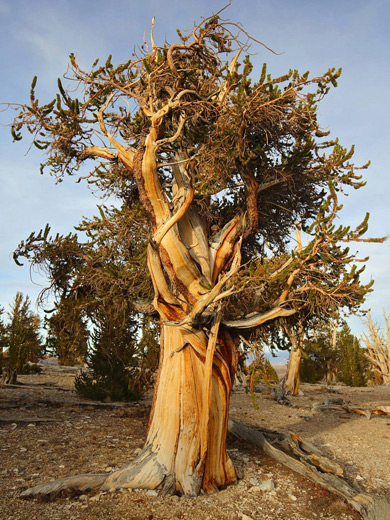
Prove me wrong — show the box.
[1,363,389,520]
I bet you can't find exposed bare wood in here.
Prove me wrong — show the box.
[223,306,295,329]
[228,420,390,520]
[361,311,390,384]
[284,321,304,396]
[209,215,244,284]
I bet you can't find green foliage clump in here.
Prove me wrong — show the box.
[300,349,327,383]
[0,293,43,379]
[75,305,159,402]
[21,362,43,375]
[337,323,371,387]
[300,321,371,386]
[246,355,279,386]
[45,300,89,366]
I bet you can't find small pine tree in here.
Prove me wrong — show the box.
[1,293,43,381]
[75,301,158,401]
[300,322,334,383]
[337,322,370,386]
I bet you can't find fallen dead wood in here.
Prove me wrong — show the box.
[0,417,62,424]
[312,399,390,420]
[349,406,390,419]
[34,398,129,409]
[228,420,390,520]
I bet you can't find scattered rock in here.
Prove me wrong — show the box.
[258,479,275,492]
[146,489,158,497]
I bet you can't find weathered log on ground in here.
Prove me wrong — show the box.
[34,398,130,409]
[312,399,390,419]
[228,420,390,520]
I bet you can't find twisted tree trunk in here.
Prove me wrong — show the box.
[285,344,302,396]
[105,323,237,494]
[285,323,304,396]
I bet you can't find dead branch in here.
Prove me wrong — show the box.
[228,420,390,520]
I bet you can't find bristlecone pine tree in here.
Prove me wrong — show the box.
[10,11,383,497]
[1,293,43,384]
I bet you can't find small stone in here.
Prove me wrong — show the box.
[249,486,261,493]
[289,494,297,501]
[79,494,88,501]
[249,477,258,486]
[146,489,158,497]
[258,479,275,492]
[305,416,312,421]
[109,487,116,493]
[105,467,113,472]
[356,475,364,481]
[20,447,27,452]
[27,423,36,428]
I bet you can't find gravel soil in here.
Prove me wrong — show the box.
[1,362,389,520]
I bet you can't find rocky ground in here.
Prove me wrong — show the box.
[1,362,389,520]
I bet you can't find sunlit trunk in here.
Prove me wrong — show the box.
[285,343,302,396]
[105,323,237,495]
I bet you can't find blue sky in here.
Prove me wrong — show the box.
[0,0,389,338]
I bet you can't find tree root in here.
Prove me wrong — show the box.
[20,474,107,499]
[20,448,175,499]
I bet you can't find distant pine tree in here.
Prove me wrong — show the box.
[337,322,370,387]
[1,293,43,382]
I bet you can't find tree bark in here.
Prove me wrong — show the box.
[285,329,303,396]
[105,324,237,495]
[285,346,302,395]
[326,319,338,384]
